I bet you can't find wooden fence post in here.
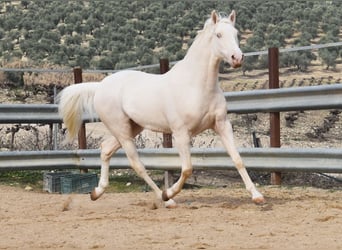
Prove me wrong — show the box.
[268,48,281,185]
[159,59,174,188]
[73,67,88,173]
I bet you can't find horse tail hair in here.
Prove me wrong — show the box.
[57,82,99,140]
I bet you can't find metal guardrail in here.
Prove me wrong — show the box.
[0,84,341,123]
[0,148,341,173]
[0,84,341,173]
[0,104,60,123]
[225,83,342,113]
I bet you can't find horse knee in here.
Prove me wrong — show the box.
[101,142,114,161]
[100,140,118,160]
[100,150,112,161]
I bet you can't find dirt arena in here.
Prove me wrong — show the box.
[0,185,341,250]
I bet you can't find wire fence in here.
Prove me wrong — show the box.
[0,42,341,74]
[244,42,342,56]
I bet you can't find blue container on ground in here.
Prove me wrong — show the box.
[60,173,98,194]
[43,172,71,193]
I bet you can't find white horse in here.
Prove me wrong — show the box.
[58,10,265,207]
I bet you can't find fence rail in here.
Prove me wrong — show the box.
[0,83,341,123]
[225,83,342,113]
[0,104,59,123]
[0,83,341,173]
[0,148,341,173]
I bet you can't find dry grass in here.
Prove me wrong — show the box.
[2,58,341,89]
[1,61,107,87]
[220,63,342,92]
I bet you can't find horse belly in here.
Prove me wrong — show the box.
[122,84,171,133]
[127,104,170,132]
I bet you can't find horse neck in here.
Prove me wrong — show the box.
[170,31,221,91]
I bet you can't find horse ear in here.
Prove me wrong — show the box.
[211,10,219,24]
[228,10,236,26]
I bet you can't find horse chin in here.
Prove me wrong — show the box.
[231,63,242,68]
[225,59,242,69]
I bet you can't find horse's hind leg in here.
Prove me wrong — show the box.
[120,138,176,208]
[215,118,265,204]
[91,122,143,201]
[91,136,121,200]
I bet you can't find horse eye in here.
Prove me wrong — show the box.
[216,33,222,38]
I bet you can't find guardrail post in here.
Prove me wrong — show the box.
[268,48,281,185]
[73,67,88,173]
[52,86,58,150]
[160,58,174,188]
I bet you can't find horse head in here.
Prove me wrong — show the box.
[208,10,244,68]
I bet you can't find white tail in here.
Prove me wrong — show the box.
[58,82,99,140]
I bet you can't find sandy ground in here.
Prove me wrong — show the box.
[0,185,341,250]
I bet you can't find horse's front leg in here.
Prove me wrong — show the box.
[215,118,265,204]
[162,132,192,202]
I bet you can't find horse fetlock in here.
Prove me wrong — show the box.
[182,168,193,178]
[161,190,170,201]
[99,180,109,189]
[162,188,178,201]
[245,183,255,194]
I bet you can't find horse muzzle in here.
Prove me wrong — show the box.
[231,53,244,68]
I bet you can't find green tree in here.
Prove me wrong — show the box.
[318,33,340,70]
[281,32,316,71]
[4,71,24,87]
[241,45,259,75]
[21,0,29,9]
[1,38,14,51]
[0,28,5,40]
[246,33,264,50]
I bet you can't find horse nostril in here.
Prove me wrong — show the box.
[231,55,235,60]
[241,54,244,60]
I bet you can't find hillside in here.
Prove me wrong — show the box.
[0,0,341,71]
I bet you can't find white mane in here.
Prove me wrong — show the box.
[202,11,231,30]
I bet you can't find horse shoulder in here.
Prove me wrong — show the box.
[209,90,228,120]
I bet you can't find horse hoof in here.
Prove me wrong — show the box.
[252,196,266,205]
[90,190,98,201]
[165,199,177,208]
[90,189,103,201]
